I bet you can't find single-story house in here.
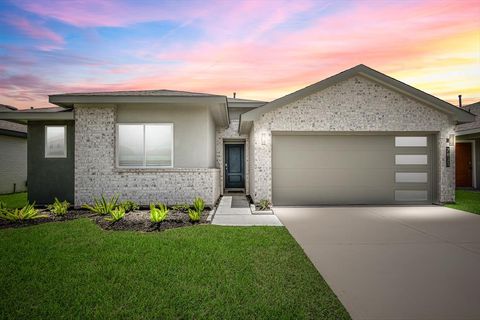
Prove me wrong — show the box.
[0,65,474,206]
[0,104,27,194]
[455,101,480,189]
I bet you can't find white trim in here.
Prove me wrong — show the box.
[115,123,174,169]
[457,140,476,188]
[44,125,67,158]
[456,128,480,136]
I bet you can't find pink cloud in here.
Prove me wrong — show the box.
[145,0,479,97]
[10,0,203,28]
[1,0,479,109]
[3,15,64,45]
[11,0,316,35]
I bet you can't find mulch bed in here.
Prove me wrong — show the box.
[93,210,210,232]
[0,209,210,232]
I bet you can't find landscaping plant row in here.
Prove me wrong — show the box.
[0,195,209,231]
[81,194,206,223]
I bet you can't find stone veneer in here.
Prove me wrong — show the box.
[249,76,456,203]
[74,104,220,207]
[215,119,250,194]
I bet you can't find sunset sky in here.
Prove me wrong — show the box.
[0,0,479,109]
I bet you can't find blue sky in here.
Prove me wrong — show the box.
[0,0,479,108]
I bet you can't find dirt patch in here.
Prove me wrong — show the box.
[0,209,210,232]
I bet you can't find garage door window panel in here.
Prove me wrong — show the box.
[395,154,428,165]
[395,136,427,147]
[395,172,428,183]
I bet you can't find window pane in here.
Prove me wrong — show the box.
[395,172,427,183]
[395,154,428,165]
[395,190,428,201]
[395,136,427,147]
[145,125,172,167]
[118,125,144,166]
[45,126,66,157]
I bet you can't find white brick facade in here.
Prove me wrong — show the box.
[74,105,220,207]
[249,76,456,203]
[73,75,457,206]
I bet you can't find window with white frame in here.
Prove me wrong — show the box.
[45,125,67,158]
[117,123,173,167]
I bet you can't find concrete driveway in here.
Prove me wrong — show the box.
[275,206,480,320]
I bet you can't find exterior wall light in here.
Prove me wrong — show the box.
[261,132,268,145]
[448,134,455,147]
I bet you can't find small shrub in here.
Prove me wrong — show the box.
[193,197,205,213]
[119,200,139,213]
[0,203,48,221]
[171,203,190,212]
[187,197,205,222]
[150,203,169,223]
[47,198,70,216]
[82,194,118,215]
[105,206,125,222]
[187,208,201,222]
[258,199,271,210]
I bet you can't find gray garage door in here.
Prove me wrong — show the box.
[272,134,434,205]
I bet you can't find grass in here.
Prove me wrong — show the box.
[0,192,28,208]
[446,190,480,215]
[0,220,350,319]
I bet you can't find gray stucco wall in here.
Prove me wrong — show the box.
[207,111,216,168]
[117,104,216,168]
[249,76,456,203]
[75,105,219,206]
[27,121,75,204]
[0,135,27,194]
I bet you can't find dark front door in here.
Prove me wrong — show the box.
[456,142,473,187]
[225,144,245,189]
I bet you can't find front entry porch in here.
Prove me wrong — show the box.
[224,142,245,193]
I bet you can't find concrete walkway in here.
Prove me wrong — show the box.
[276,206,480,320]
[212,196,283,226]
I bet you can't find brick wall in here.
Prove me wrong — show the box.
[74,104,220,207]
[250,76,456,203]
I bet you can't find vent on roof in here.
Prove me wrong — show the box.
[233,92,236,99]
[458,95,462,108]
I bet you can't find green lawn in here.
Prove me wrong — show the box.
[0,192,28,208]
[0,220,350,319]
[447,190,480,215]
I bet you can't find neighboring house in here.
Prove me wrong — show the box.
[0,104,27,194]
[0,65,474,206]
[455,101,480,189]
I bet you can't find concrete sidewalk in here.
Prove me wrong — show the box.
[212,196,282,226]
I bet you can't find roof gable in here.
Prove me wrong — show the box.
[239,64,474,133]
